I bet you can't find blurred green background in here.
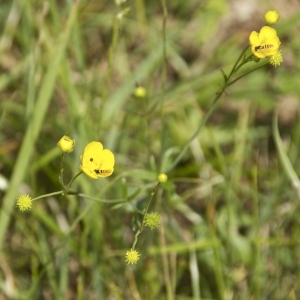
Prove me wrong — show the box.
[1,0,300,299]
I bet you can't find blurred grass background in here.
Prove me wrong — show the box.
[1,0,300,299]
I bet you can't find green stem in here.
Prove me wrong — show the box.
[32,191,64,201]
[31,190,127,204]
[166,46,267,174]
[226,60,269,87]
[75,193,127,204]
[227,44,249,78]
[59,153,65,188]
[234,53,254,73]
[166,91,222,173]
[131,182,160,250]
[65,170,83,193]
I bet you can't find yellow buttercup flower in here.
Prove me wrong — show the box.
[58,136,75,153]
[80,142,115,179]
[16,194,32,212]
[264,10,279,24]
[125,249,141,265]
[249,26,281,59]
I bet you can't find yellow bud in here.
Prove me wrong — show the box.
[134,86,146,98]
[158,173,168,183]
[264,10,279,24]
[57,136,75,153]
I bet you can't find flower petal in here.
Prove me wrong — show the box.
[80,142,115,179]
[249,31,259,46]
[259,26,278,41]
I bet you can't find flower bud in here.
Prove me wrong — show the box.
[58,136,75,153]
[264,10,279,24]
[134,86,146,98]
[158,173,168,183]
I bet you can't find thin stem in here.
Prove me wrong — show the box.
[234,54,253,73]
[227,45,249,79]
[131,182,160,249]
[32,191,64,201]
[76,193,127,204]
[65,170,83,193]
[166,46,266,174]
[226,60,269,87]
[59,153,65,188]
[166,92,222,173]
[159,0,168,171]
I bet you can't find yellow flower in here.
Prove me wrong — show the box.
[249,26,281,59]
[264,10,279,24]
[58,136,75,153]
[125,249,141,265]
[269,50,283,67]
[16,194,32,212]
[134,86,146,98]
[158,173,168,183]
[80,142,115,179]
[144,212,161,230]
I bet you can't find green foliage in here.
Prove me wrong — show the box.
[1,0,300,299]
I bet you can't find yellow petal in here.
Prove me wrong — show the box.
[80,142,115,179]
[259,26,278,42]
[79,165,98,179]
[249,31,259,46]
[95,149,114,177]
